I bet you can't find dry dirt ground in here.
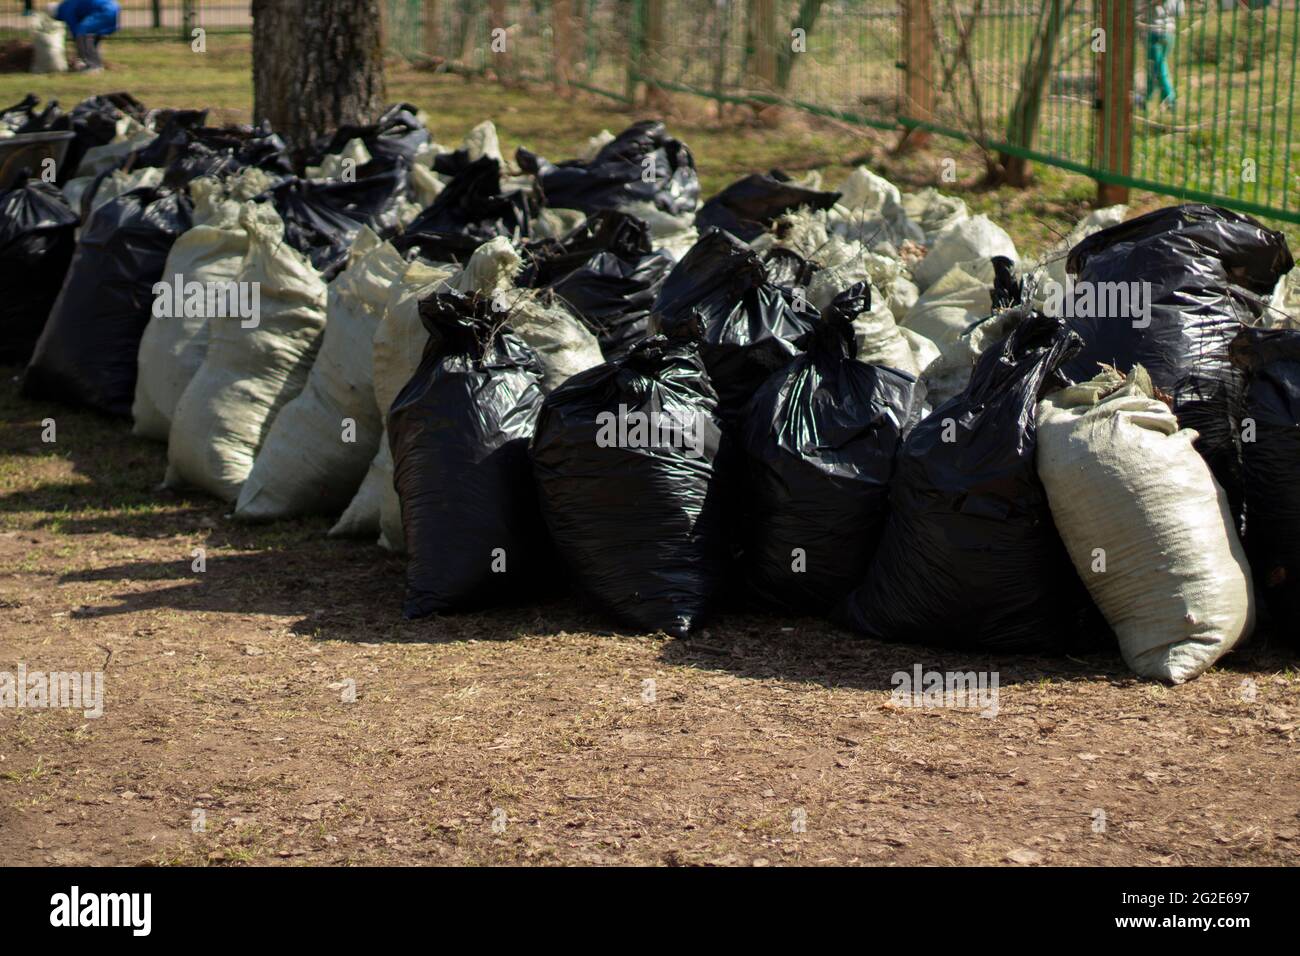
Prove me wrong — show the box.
[2,369,1300,868]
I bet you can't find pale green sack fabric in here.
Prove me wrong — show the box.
[1036,366,1254,683]
[165,204,328,502]
[131,177,254,441]
[234,228,408,521]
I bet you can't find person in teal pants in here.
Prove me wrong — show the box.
[1144,0,1183,110]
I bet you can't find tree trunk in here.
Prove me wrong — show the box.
[999,0,1073,185]
[775,0,824,92]
[251,0,387,155]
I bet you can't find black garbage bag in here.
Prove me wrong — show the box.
[519,210,674,362]
[739,283,926,614]
[0,94,41,133]
[405,156,534,240]
[389,289,551,618]
[306,102,431,168]
[991,254,1024,310]
[0,176,79,365]
[127,109,208,167]
[651,228,816,425]
[59,93,149,181]
[430,144,488,179]
[516,120,699,218]
[392,230,485,267]
[695,170,841,243]
[0,95,65,136]
[530,335,729,636]
[1062,204,1293,513]
[761,246,821,292]
[837,311,1092,652]
[1230,327,1300,641]
[23,186,193,416]
[200,122,293,175]
[520,210,646,285]
[260,164,409,277]
[130,117,293,185]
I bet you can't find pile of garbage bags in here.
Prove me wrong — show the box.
[7,90,1300,684]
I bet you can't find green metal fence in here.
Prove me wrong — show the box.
[387,0,1300,224]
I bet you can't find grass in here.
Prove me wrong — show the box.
[1,26,1297,251]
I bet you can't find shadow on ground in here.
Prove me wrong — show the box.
[58,548,1298,694]
[18,369,1298,693]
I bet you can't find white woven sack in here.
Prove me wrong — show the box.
[508,288,604,391]
[836,166,901,213]
[328,257,459,541]
[1037,366,1254,683]
[901,262,992,406]
[1029,205,1128,314]
[898,187,969,244]
[234,228,408,520]
[912,214,1017,291]
[84,167,164,218]
[30,14,67,73]
[131,178,249,441]
[165,204,328,501]
[73,119,156,179]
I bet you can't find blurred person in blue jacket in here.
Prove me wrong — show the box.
[54,0,120,73]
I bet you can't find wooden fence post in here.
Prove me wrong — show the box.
[898,0,934,150]
[643,0,667,107]
[625,0,641,101]
[1095,0,1134,205]
[554,0,575,92]
[751,0,777,90]
[423,0,441,58]
[488,0,509,78]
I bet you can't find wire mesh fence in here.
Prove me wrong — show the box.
[384,0,1300,224]
[3,0,1296,222]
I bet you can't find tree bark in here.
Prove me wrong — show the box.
[775,0,824,92]
[251,0,387,155]
[1000,0,1075,185]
